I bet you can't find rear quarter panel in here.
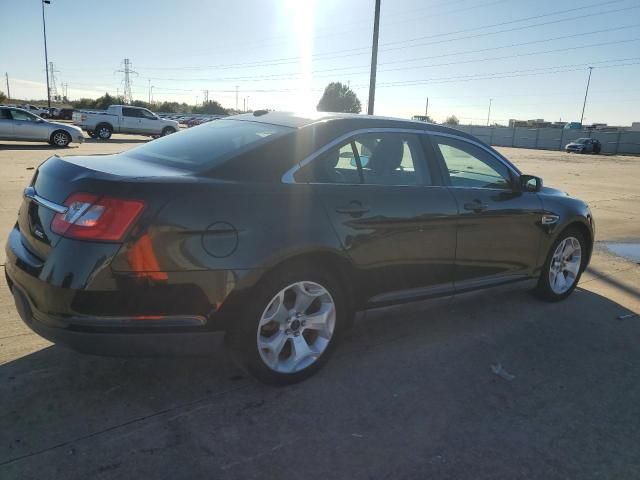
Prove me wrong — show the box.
[111,181,345,289]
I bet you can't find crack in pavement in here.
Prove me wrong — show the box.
[0,383,250,467]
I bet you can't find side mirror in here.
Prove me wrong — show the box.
[520,174,543,192]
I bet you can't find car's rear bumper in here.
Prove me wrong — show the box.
[8,279,226,357]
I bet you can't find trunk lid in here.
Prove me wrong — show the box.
[17,154,191,260]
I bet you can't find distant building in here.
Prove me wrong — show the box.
[630,122,640,132]
[508,118,562,128]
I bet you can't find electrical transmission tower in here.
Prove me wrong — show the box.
[202,89,209,104]
[48,62,60,102]
[117,58,137,104]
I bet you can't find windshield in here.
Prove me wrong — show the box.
[126,119,293,170]
[574,138,590,144]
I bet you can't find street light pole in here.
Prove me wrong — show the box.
[580,67,593,126]
[41,0,51,108]
[367,0,381,115]
[487,98,492,126]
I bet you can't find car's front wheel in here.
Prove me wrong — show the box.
[50,130,71,147]
[535,228,587,301]
[161,127,176,136]
[230,265,345,385]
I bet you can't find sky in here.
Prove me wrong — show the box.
[1,0,639,125]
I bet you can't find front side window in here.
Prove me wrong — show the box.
[10,110,38,122]
[295,132,430,186]
[433,136,512,190]
[141,109,157,119]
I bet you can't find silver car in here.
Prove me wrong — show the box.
[0,107,84,147]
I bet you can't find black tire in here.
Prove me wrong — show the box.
[161,127,176,137]
[49,130,71,148]
[87,130,98,139]
[534,227,588,302]
[227,262,347,385]
[95,123,113,140]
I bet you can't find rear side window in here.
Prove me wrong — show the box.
[126,119,293,170]
[0,109,11,120]
[295,132,430,186]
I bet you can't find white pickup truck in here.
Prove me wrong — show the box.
[72,105,179,140]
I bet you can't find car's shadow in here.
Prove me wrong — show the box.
[83,138,149,144]
[0,144,81,151]
[1,282,639,478]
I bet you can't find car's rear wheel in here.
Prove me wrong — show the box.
[535,228,587,301]
[87,130,98,138]
[96,123,113,140]
[229,264,345,385]
[50,130,71,147]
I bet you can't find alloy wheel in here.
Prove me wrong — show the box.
[53,132,69,146]
[257,281,336,374]
[548,236,582,294]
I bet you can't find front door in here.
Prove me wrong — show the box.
[10,109,50,140]
[139,109,160,134]
[429,134,544,291]
[294,131,458,303]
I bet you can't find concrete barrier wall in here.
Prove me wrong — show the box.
[448,125,640,155]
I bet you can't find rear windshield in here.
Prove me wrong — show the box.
[126,119,293,170]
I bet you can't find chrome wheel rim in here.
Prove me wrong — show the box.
[53,132,68,146]
[549,236,582,294]
[98,128,110,138]
[257,281,336,374]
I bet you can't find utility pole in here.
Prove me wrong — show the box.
[487,98,492,126]
[235,85,239,111]
[367,0,381,115]
[425,97,429,118]
[580,66,593,126]
[117,58,137,104]
[5,73,10,100]
[41,0,51,108]
[148,79,151,104]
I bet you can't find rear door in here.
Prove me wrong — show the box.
[293,130,458,303]
[0,108,14,139]
[428,134,543,290]
[121,107,144,133]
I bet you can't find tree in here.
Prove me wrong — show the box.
[444,115,459,126]
[193,100,227,115]
[0,91,6,103]
[317,82,362,114]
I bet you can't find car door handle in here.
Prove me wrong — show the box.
[335,202,370,216]
[463,201,489,212]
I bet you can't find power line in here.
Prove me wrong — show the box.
[139,37,640,84]
[132,6,639,74]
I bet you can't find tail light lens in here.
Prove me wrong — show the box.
[51,193,145,242]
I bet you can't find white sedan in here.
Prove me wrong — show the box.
[0,107,84,147]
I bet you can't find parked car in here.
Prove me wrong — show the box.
[18,104,50,118]
[72,105,179,140]
[565,138,601,154]
[0,106,84,147]
[5,112,594,384]
[55,108,75,120]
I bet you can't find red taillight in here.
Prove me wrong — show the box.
[51,193,145,242]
